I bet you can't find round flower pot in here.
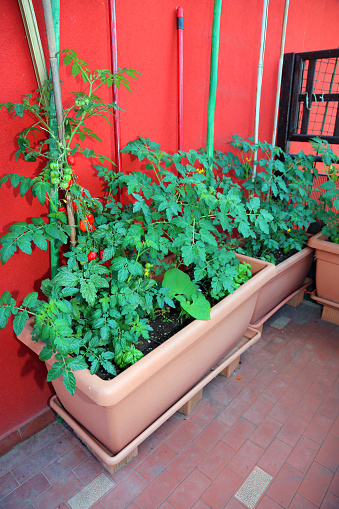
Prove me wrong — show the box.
[249,246,314,328]
[17,254,275,455]
[307,232,339,324]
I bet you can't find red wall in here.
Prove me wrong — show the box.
[1,0,338,437]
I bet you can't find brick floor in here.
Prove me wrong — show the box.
[0,301,338,509]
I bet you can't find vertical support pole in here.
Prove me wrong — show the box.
[177,7,184,151]
[109,0,122,204]
[252,0,269,180]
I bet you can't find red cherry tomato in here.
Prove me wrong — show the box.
[86,214,95,224]
[79,219,87,231]
[79,219,95,232]
[72,202,77,212]
[58,206,66,214]
[67,155,76,166]
[87,251,98,261]
[99,250,105,260]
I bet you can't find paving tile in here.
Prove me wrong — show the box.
[263,336,286,355]
[42,445,88,484]
[109,448,150,484]
[50,431,81,456]
[165,420,202,454]
[11,444,59,484]
[277,363,302,385]
[190,399,225,428]
[212,381,243,406]
[166,442,206,482]
[32,471,82,509]
[193,419,229,451]
[268,395,298,424]
[284,377,313,402]
[158,503,175,509]
[222,418,256,451]
[135,443,177,483]
[217,398,250,427]
[318,390,339,420]
[312,344,336,366]
[308,376,334,401]
[227,440,264,478]
[329,469,339,497]
[255,364,280,386]
[140,421,177,455]
[223,498,246,509]
[329,414,339,439]
[0,472,50,509]
[0,471,19,500]
[73,455,104,484]
[320,491,339,509]
[235,467,273,509]
[256,494,284,509]
[197,441,235,480]
[294,392,322,422]
[200,467,242,509]
[133,470,179,509]
[288,493,318,509]
[257,438,293,477]
[249,350,275,370]
[286,436,320,474]
[315,434,339,472]
[100,471,148,509]
[191,500,212,509]
[237,380,266,405]
[67,473,114,509]
[266,463,304,508]
[250,416,282,449]
[243,397,274,426]
[299,360,323,382]
[290,349,314,369]
[303,412,334,444]
[167,469,211,509]
[262,379,289,403]
[298,462,334,507]
[276,414,308,447]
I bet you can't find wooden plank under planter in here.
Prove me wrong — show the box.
[17,254,275,455]
[249,246,314,329]
[307,233,339,324]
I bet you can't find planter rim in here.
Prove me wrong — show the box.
[272,245,314,270]
[17,253,275,406]
[307,232,339,255]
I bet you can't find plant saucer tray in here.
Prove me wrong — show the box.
[50,327,261,467]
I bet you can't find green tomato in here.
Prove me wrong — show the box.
[64,166,73,175]
[63,174,72,182]
[145,263,153,269]
[51,178,60,185]
[50,161,58,170]
[50,170,59,178]
[60,182,68,190]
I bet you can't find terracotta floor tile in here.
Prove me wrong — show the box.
[268,395,298,424]
[277,414,308,447]
[308,376,334,401]
[212,380,244,406]
[166,443,206,482]
[0,472,50,509]
[266,463,304,508]
[303,334,325,353]
[11,444,58,484]
[191,499,213,509]
[284,377,313,402]
[315,434,339,472]
[287,436,320,474]
[100,471,148,509]
[50,431,80,456]
[33,471,82,509]
[257,438,293,477]
[294,393,322,422]
[312,344,336,366]
[135,443,177,483]
[303,412,334,444]
[256,495,285,509]
[190,399,225,428]
[277,363,302,385]
[193,419,229,452]
[222,418,256,451]
[140,421,177,455]
[320,491,339,509]
[243,397,274,426]
[165,420,202,454]
[223,498,247,509]
[250,416,282,449]
[255,364,280,386]
[329,414,339,439]
[167,469,211,509]
[217,398,250,427]
[227,440,264,478]
[42,444,88,484]
[262,378,289,404]
[73,455,104,485]
[133,471,179,509]
[329,469,339,497]
[197,441,235,480]
[249,350,275,370]
[318,391,339,421]
[200,467,242,509]
[288,493,318,509]
[299,360,323,382]
[290,348,314,369]
[0,471,19,500]
[298,462,334,507]
[158,502,175,509]
[237,379,266,405]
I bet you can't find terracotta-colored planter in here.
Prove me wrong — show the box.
[17,254,275,455]
[249,246,314,328]
[307,233,339,323]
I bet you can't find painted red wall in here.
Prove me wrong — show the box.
[1,0,338,437]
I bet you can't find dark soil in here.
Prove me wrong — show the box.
[271,248,299,265]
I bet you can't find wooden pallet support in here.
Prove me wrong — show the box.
[287,288,305,307]
[322,305,339,326]
[178,389,203,415]
[220,354,240,377]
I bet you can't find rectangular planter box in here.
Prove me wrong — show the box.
[17,254,275,454]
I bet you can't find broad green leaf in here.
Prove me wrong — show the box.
[63,372,76,395]
[39,345,53,361]
[13,311,29,335]
[22,292,38,308]
[47,362,63,382]
[68,356,88,371]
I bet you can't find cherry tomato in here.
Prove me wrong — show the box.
[58,206,66,214]
[87,251,98,261]
[99,250,105,260]
[72,201,77,212]
[50,161,58,170]
[67,179,73,190]
[79,219,95,232]
[60,182,68,190]
[66,155,75,166]
[86,214,95,224]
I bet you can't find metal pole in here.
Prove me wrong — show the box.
[206,0,222,179]
[109,0,122,204]
[272,0,289,146]
[252,0,269,180]
[177,7,184,151]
